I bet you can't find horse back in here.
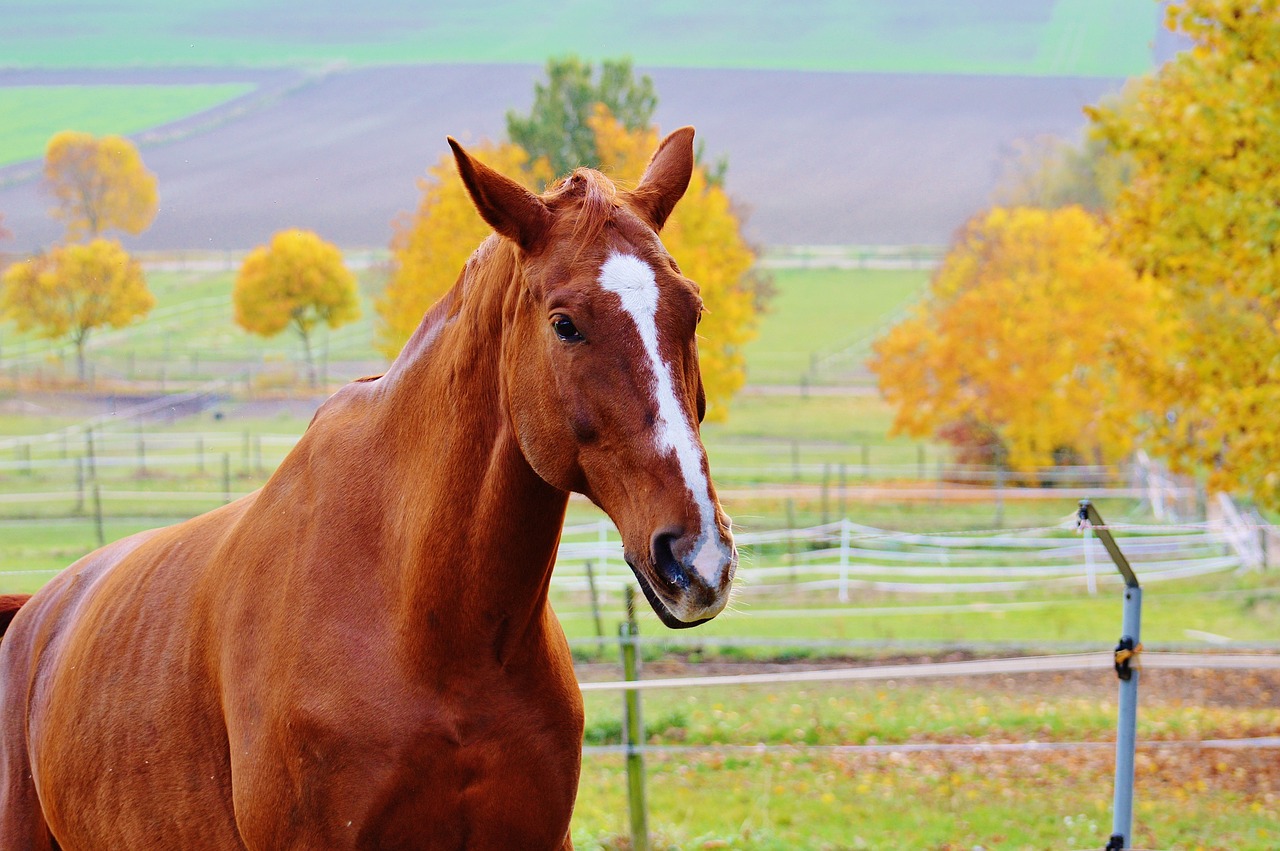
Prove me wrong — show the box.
[0,501,256,849]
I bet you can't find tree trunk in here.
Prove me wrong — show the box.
[75,332,88,383]
[297,326,316,388]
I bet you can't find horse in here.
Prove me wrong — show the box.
[0,595,27,637]
[0,127,737,850]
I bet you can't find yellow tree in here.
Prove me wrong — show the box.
[870,206,1169,470]
[1087,0,1280,505]
[233,229,361,387]
[377,142,549,358]
[588,105,764,420]
[1,238,154,381]
[44,131,159,241]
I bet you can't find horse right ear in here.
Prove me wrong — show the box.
[449,138,553,253]
[629,126,695,232]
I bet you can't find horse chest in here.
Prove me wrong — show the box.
[239,671,583,850]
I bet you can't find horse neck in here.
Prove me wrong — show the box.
[375,239,569,667]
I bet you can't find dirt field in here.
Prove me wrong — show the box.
[0,64,1124,251]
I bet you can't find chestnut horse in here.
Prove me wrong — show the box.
[0,128,736,850]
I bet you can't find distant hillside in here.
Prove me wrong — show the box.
[0,0,1158,77]
[0,1,1177,251]
[0,65,1126,251]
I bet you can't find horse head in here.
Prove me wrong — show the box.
[449,128,737,628]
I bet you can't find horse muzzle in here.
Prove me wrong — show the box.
[627,527,736,629]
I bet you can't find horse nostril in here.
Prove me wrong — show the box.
[651,530,689,591]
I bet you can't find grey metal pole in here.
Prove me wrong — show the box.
[1079,500,1142,851]
[1110,584,1142,850]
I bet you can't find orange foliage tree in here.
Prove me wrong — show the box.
[1,238,154,381]
[234,230,361,387]
[871,206,1169,470]
[589,106,763,420]
[377,143,549,358]
[1087,0,1280,505]
[380,105,763,420]
[44,131,158,241]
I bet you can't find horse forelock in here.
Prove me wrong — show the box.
[545,168,624,254]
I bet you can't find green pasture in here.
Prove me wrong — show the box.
[573,748,1275,849]
[2,264,924,392]
[743,267,926,385]
[555,575,1280,650]
[0,84,254,167]
[0,1,1157,77]
[578,676,1280,750]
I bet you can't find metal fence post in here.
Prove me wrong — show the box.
[620,587,649,851]
[1079,500,1142,851]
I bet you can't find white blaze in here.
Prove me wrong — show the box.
[597,252,725,584]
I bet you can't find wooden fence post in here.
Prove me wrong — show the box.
[620,587,648,851]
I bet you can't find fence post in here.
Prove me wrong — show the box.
[74,457,85,515]
[92,484,105,548]
[85,428,96,480]
[222,453,232,505]
[598,519,609,574]
[838,518,851,603]
[584,559,605,650]
[1079,500,1142,851]
[619,587,649,851]
[820,463,830,525]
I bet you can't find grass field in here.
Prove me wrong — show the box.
[0,84,254,167]
[743,268,926,385]
[1,1,1157,77]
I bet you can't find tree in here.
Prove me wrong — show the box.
[233,230,361,388]
[383,69,765,420]
[1,238,154,381]
[44,131,158,242]
[506,56,657,179]
[1087,0,1280,505]
[870,206,1170,470]
[991,132,1131,213]
[376,143,550,359]
[588,105,765,420]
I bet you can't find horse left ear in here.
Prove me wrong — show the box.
[449,138,553,253]
[629,126,695,232]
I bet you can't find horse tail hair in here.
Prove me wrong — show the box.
[0,594,31,640]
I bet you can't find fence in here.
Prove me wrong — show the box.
[578,505,1277,851]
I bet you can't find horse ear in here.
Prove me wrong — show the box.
[629,126,695,232]
[448,138,553,252]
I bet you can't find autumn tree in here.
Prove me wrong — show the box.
[233,230,361,387]
[589,106,764,420]
[44,131,158,241]
[376,143,550,358]
[1087,0,1280,505]
[991,133,1130,213]
[506,56,657,179]
[870,206,1169,470]
[384,65,764,419]
[1,238,154,381]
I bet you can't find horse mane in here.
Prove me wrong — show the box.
[0,594,30,639]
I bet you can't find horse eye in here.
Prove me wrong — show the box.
[551,314,584,343]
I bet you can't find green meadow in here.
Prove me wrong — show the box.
[0,84,254,167]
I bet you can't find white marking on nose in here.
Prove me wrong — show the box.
[598,252,726,584]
